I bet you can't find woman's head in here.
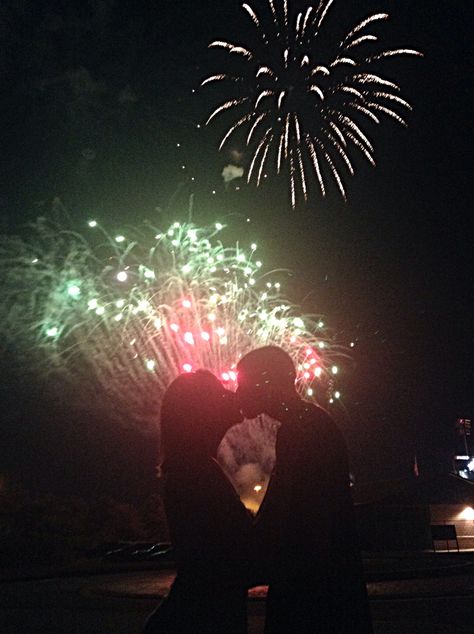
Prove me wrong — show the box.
[161,370,242,464]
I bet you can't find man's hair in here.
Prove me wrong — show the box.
[237,346,296,390]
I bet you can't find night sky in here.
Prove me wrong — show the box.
[0,0,472,499]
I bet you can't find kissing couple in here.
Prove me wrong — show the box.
[143,346,373,633]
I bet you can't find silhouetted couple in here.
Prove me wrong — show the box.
[143,346,373,633]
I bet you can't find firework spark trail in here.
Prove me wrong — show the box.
[0,217,345,432]
[202,0,422,208]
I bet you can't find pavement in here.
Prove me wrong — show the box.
[3,555,474,633]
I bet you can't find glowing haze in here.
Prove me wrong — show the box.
[203,0,422,207]
[0,217,345,433]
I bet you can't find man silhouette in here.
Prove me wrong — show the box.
[237,346,373,633]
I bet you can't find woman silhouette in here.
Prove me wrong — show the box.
[143,370,254,633]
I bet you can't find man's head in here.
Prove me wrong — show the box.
[236,346,297,418]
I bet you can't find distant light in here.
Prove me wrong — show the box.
[115,235,125,243]
[216,327,226,336]
[173,222,180,228]
[329,398,334,404]
[137,300,149,311]
[331,365,338,375]
[350,342,355,348]
[154,318,162,329]
[46,326,58,337]
[182,299,192,308]
[215,223,223,230]
[172,239,179,247]
[146,359,156,371]
[318,321,324,328]
[254,485,263,493]
[182,363,193,373]
[256,260,262,268]
[95,306,105,316]
[117,271,128,282]
[170,323,179,332]
[144,268,155,279]
[335,391,341,399]
[314,367,322,377]
[249,279,256,285]
[221,372,230,382]
[307,388,314,396]
[88,220,97,228]
[88,299,98,310]
[275,282,281,289]
[318,342,325,349]
[293,317,304,328]
[114,313,123,322]
[31,258,39,264]
[115,299,125,308]
[201,331,210,341]
[228,370,237,381]
[251,243,257,250]
[459,506,474,520]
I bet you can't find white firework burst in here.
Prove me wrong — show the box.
[203,0,422,208]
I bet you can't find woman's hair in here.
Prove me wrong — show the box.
[160,370,228,467]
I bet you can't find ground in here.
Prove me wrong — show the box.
[2,556,474,633]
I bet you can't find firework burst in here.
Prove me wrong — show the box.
[203,0,422,207]
[0,217,345,432]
